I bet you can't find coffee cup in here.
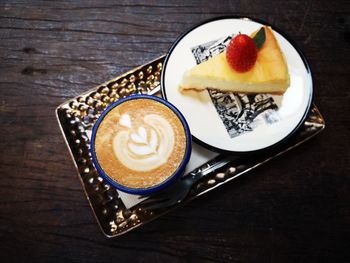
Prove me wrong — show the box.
[90,94,192,195]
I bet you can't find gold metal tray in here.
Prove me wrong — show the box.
[56,56,325,237]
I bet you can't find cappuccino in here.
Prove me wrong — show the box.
[92,96,190,193]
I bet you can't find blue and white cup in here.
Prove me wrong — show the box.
[90,94,192,195]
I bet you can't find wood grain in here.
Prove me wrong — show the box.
[1,0,349,262]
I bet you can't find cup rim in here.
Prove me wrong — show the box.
[90,94,192,195]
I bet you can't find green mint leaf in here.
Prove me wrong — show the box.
[253,27,266,49]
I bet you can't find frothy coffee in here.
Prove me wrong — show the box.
[93,98,188,189]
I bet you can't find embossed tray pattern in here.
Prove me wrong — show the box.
[56,56,325,237]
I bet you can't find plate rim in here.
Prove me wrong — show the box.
[160,16,314,154]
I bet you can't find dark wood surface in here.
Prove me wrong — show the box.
[1,1,349,262]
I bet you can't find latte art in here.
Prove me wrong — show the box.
[113,114,175,171]
[129,126,158,155]
[93,97,190,190]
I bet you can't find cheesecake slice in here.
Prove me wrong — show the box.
[180,26,290,94]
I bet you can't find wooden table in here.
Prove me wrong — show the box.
[1,1,349,262]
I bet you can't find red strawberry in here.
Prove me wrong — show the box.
[226,34,258,73]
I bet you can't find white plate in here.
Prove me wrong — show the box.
[161,17,313,153]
